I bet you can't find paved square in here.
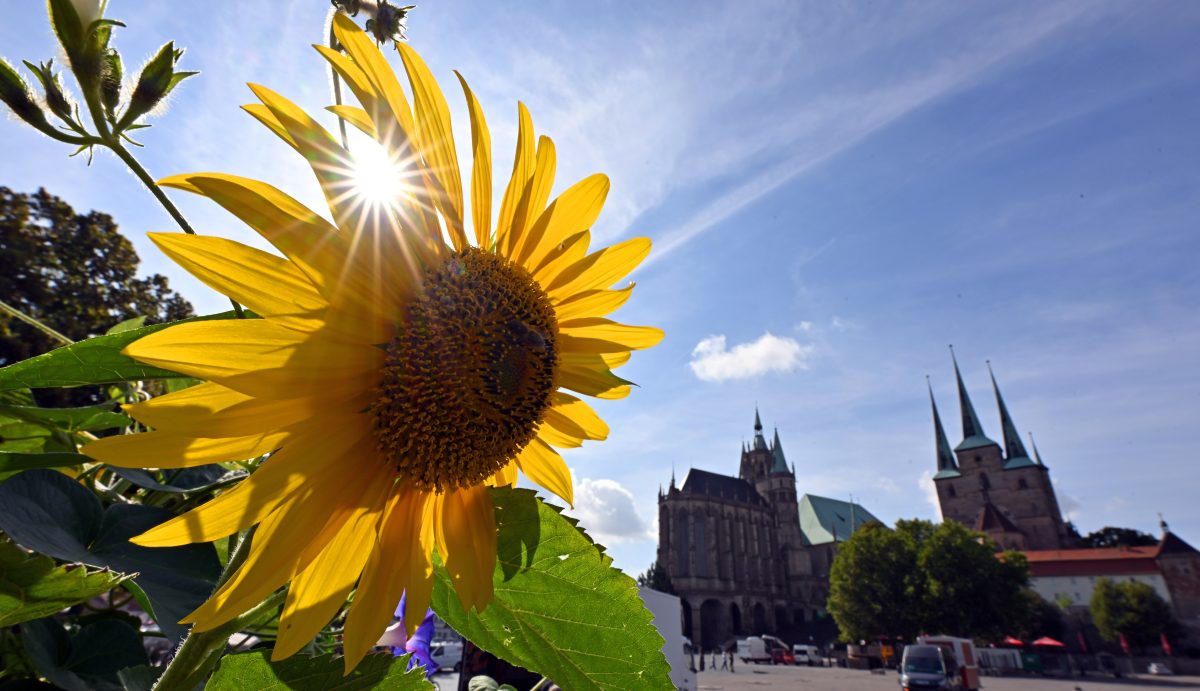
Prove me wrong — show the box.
[696,665,1200,691]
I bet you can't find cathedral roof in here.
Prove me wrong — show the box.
[770,428,789,473]
[798,494,881,546]
[752,408,768,451]
[951,347,999,452]
[679,468,766,505]
[974,502,1023,535]
[1157,531,1199,556]
[929,379,960,479]
[988,362,1036,469]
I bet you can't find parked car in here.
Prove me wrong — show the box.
[899,644,961,691]
[1148,662,1174,676]
[793,644,820,666]
[430,640,463,673]
[771,647,796,665]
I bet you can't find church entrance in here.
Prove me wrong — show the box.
[752,602,767,633]
[681,599,693,641]
[700,599,723,650]
[730,603,742,635]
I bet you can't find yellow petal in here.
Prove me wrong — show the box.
[241,103,297,151]
[397,43,467,251]
[434,485,496,612]
[546,237,651,300]
[517,174,609,271]
[518,438,573,505]
[273,475,388,660]
[535,422,582,449]
[495,102,535,250]
[325,104,377,138]
[501,136,555,260]
[124,382,368,439]
[342,484,434,671]
[124,320,381,400]
[331,13,416,139]
[456,72,492,247]
[602,351,632,369]
[131,420,370,546]
[484,460,518,488]
[148,233,327,334]
[558,358,634,400]
[559,318,665,353]
[185,442,381,631]
[552,283,632,321]
[83,429,288,469]
[546,392,609,441]
[531,230,590,284]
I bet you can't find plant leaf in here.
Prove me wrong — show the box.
[109,464,231,493]
[0,403,130,432]
[22,617,147,691]
[206,651,433,690]
[0,539,129,627]
[430,488,673,691]
[0,310,245,391]
[0,470,221,643]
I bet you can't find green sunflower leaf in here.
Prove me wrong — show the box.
[0,403,130,433]
[206,651,433,690]
[0,310,246,391]
[431,487,674,691]
[0,539,130,627]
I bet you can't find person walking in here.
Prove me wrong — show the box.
[720,651,729,671]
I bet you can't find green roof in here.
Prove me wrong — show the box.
[954,434,999,452]
[1002,457,1037,470]
[770,428,789,473]
[933,469,963,479]
[799,494,882,546]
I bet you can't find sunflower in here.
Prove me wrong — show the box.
[82,13,661,671]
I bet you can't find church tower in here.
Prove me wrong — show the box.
[931,351,1073,550]
[739,410,807,597]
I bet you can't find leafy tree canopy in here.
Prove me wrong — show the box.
[828,519,1035,643]
[1081,526,1159,549]
[0,187,192,403]
[1090,577,1174,648]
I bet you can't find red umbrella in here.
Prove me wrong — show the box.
[1161,633,1174,657]
[1119,632,1131,655]
[1001,636,1025,647]
[1077,631,1088,653]
[1032,637,1066,648]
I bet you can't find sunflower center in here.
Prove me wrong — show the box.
[370,247,558,492]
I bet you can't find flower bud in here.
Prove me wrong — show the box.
[332,1,415,45]
[0,58,54,134]
[115,41,196,131]
[100,49,122,121]
[23,59,74,124]
[69,0,105,27]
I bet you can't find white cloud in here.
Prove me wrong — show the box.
[567,476,655,546]
[689,332,813,382]
[918,470,940,514]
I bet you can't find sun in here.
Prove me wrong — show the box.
[347,135,414,212]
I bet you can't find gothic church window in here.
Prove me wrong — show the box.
[947,485,956,498]
[676,514,690,576]
[1018,478,1028,490]
[694,516,708,577]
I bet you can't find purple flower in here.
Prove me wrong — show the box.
[376,593,438,677]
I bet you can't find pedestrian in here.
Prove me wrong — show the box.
[720,651,729,671]
[730,651,736,674]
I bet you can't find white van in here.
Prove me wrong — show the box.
[737,636,771,664]
[792,644,820,666]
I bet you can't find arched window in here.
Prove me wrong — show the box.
[1018,478,1028,490]
[947,485,957,498]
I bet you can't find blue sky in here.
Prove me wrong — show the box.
[3,1,1199,576]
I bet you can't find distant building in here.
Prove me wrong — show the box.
[657,410,880,649]
[929,353,1074,550]
[1023,525,1200,641]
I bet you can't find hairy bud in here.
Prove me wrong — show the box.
[115,41,195,131]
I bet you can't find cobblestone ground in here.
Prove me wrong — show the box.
[697,665,1200,691]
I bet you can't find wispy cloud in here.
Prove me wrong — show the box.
[690,332,812,382]
[566,475,655,546]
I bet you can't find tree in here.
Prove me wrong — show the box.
[636,560,675,595]
[0,187,193,402]
[829,519,1032,643]
[1090,577,1174,649]
[1081,527,1158,549]
[827,521,921,642]
[1016,590,1065,641]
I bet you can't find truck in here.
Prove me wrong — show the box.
[638,587,697,691]
[737,636,771,664]
[916,635,979,691]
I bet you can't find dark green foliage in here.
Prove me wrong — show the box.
[1017,590,1065,641]
[1082,526,1159,549]
[637,559,676,595]
[828,519,1032,642]
[0,187,192,404]
[1090,577,1175,649]
[207,651,432,690]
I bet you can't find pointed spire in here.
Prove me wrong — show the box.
[670,462,676,490]
[1028,432,1047,467]
[752,407,768,451]
[770,427,789,473]
[950,346,998,452]
[988,361,1033,465]
[1159,513,1170,536]
[928,377,959,477]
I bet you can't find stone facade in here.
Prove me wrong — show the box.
[656,413,857,649]
[930,357,1073,550]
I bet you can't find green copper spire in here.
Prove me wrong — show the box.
[771,427,789,473]
[929,378,960,478]
[950,346,998,452]
[753,407,768,451]
[988,361,1035,469]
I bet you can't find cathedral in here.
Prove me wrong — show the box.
[657,411,879,649]
[929,352,1074,550]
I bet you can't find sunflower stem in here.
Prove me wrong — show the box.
[152,530,282,691]
[0,297,73,345]
[328,10,351,152]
